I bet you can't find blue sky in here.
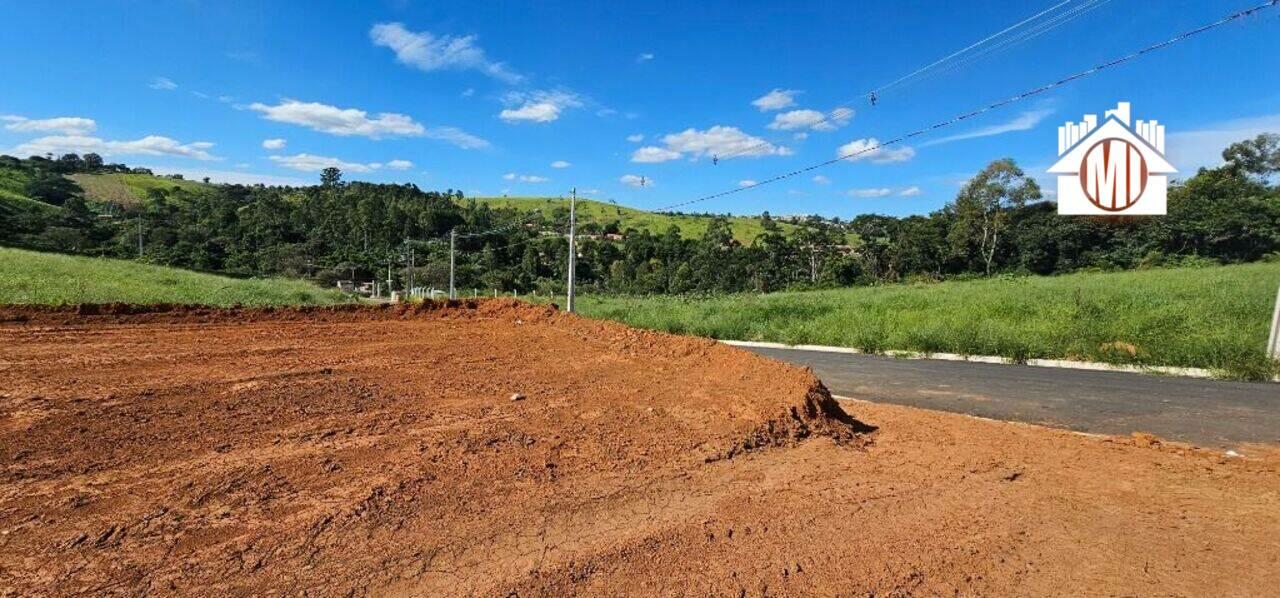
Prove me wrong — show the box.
[2,0,1278,218]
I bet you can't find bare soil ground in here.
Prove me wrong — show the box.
[1,301,1277,596]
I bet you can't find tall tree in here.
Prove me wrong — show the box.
[947,159,1042,275]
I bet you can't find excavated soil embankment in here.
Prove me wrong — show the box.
[1,300,1278,596]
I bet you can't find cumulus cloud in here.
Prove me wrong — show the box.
[262,138,287,150]
[369,22,522,84]
[149,77,178,90]
[738,180,758,187]
[248,99,425,139]
[661,125,791,160]
[8,135,217,160]
[899,186,923,197]
[550,160,571,168]
[2,115,97,135]
[837,138,915,164]
[920,108,1054,147]
[752,88,800,111]
[499,89,583,124]
[269,153,383,173]
[626,133,644,143]
[502,172,549,183]
[848,187,893,198]
[619,174,650,188]
[636,52,654,63]
[630,146,682,163]
[385,159,414,170]
[812,175,832,185]
[768,107,853,132]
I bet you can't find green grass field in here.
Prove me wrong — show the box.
[570,263,1280,380]
[69,173,212,206]
[473,196,840,245]
[0,247,351,307]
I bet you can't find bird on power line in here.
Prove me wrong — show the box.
[868,91,878,107]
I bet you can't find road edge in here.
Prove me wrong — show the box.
[720,339,1240,381]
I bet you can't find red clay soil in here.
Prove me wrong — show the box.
[1,301,1278,596]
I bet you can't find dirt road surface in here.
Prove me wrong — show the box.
[1,302,1278,596]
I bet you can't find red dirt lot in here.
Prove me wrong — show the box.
[1,301,1278,596]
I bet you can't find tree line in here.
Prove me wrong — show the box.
[1,133,1278,296]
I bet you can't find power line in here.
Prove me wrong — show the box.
[714,0,1110,161]
[656,0,1278,213]
[871,0,1076,96]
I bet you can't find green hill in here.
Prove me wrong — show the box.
[69,173,212,206]
[0,247,351,306]
[473,196,820,244]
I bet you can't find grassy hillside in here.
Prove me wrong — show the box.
[0,247,351,307]
[570,262,1280,380]
[69,173,212,206]
[473,196,823,244]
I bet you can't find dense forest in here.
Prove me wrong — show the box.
[2,133,1278,296]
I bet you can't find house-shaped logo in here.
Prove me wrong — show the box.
[1049,102,1175,215]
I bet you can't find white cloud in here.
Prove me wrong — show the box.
[149,77,177,90]
[752,89,800,112]
[269,153,382,173]
[423,126,490,149]
[812,175,832,185]
[8,135,217,160]
[369,22,522,84]
[620,174,650,188]
[631,146,682,163]
[386,159,414,170]
[920,108,1054,147]
[2,115,97,135]
[899,186,923,197]
[262,138,287,150]
[138,165,309,186]
[248,99,425,139]
[217,95,236,104]
[550,160,571,168]
[848,187,893,198]
[461,88,475,97]
[636,52,655,63]
[837,137,915,164]
[499,89,583,124]
[626,133,644,143]
[768,107,853,132]
[738,179,758,187]
[502,172,549,183]
[1166,112,1280,173]
[657,125,791,161]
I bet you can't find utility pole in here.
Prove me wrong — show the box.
[566,187,577,313]
[136,218,143,258]
[1268,281,1280,360]
[449,229,457,300]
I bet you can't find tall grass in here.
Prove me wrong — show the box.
[0,247,351,307]
[573,263,1280,380]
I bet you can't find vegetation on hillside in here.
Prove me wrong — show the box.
[69,172,211,207]
[570,261,1280,380]
[0,247,349,306]
[1,134,1277,299]
[473,196,817,244]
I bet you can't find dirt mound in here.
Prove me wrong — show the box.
[1,303,1277,596]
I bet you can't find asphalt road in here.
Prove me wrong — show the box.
[743,346,1280,449]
